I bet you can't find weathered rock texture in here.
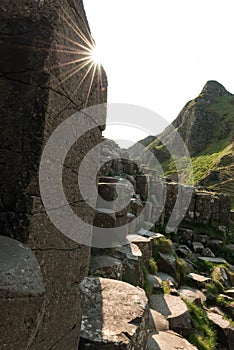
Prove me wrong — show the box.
[0,1,107,349]
[0,236,45,350]
[149,294,192,337]
[79,277,149,350]
[147,331,198,350]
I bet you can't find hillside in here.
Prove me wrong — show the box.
[129,81,234,207]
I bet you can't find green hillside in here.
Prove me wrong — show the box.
[129,81,234,207]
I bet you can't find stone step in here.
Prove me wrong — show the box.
[79,277,149,350]
[147,331,198,350]
[149,294,192,337]
[178,286,206,306]
[207,311,234,350]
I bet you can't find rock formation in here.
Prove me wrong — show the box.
[129,81,234,207]
[0,1,107,349]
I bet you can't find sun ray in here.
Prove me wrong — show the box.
[55,31,92,55]
[73,61,95,97]
[3,5,103,103]
[45,56,92,74]
[85,63,98,107]
[79,16,95,47]
[53,59,92,89]
[60,9,93,50]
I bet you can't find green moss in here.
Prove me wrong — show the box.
[148,257,158,275]
[144,279,153,298]
[180,220,226,240]
[176,258,189,283]
[184,300,217,350]
[152,237,173,260]
[162,280,171,294]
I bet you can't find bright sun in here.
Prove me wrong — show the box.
[90,45,102,65]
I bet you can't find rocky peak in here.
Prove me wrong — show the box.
[200,80,232,98]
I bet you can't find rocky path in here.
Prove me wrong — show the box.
[79,145,234,350]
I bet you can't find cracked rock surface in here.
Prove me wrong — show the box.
[79,277,149,350]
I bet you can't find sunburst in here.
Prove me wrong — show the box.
[3,4,106,107]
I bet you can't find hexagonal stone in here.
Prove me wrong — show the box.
[149,294,192,337]
[79,277,149,350]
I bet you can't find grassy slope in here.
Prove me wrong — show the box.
[147,95,234,207]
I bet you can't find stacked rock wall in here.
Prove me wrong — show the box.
[0,1,107,349]
[98,151,231,228]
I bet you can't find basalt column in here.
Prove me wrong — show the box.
[0,1,107,349]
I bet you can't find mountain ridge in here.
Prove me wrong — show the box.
[129,81,234,207]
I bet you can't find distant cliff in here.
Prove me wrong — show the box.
[129,81,234,207]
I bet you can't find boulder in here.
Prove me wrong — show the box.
[201,248,215,257]
[114,243,144,287]
[225,290,234,298]
[147,274,163,293]
[192,242,204,253]
[175,245,193,258]
[188,273,213,286]
[207,239,225,250]
[198,257,228,264]
[157,272,177,288]
[207,312,234,350]
[147,331,198,350]
[127,234,153,267]
[89,255,123,280]
[157,253,177,277]
[137,228,164,239]
[149,294,192,337]
[193,234,209,244]
[177,228,193,245]
[79,277,149,350]
[178,286,206,305]
[213,267,232,288]
[0,236,45,350]
[149,309,169,332]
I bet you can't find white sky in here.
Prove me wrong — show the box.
[83,0,234,145]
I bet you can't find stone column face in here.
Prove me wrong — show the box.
[0,1,107,349]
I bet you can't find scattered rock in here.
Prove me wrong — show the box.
[157,272,177,288]
[175,245,193,257]
[207,239,224,250]
[127,234,153,267]
[157,253,177,277]
[193,234,209,244]
[149,309,169,332]
[201,247,215,257]
[147,331,198,350]
[213,267,232,288]
[149,294,192,337]
[147,274,163,293]
[177,228,193,245]
[198,257,228,264]
[207,311,234,350]
[79,277,149,350]
[225,290,234,298]
[114,243,144,287]
[192,241,205,253]
[188,273,213,285]
[178,286,206,305]
[89,255,123,280]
